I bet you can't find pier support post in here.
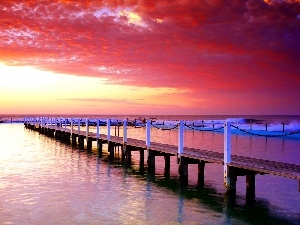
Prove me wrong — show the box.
[71,118,73,135]
[65,133,70,144]
[147,150,155,174]
[224,120,232,189]
[198,161,205,187]
[78,118,81,134]
[178,156,188,186]
[108,141,114,159]
[97,139,103,157]
[164,155,171,176]
[78,136,84,150]
[72,134,77,146]
[96,119,100,139]
[107,119,111,141]
[246,174,256,203]
[60,131,65,142]
[139,149,144,171]
[126,148,131,164]
[178,120,184,155]
[123,119,127,143]
[146,119,151,147]
[86,118,89,139]
[87,137,93,152]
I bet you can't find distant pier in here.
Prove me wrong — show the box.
[24,117,300,203]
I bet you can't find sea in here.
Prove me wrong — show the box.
[0,114,300,225]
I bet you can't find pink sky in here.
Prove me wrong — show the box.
[0,0,299,115]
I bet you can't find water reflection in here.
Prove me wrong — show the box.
[1,124,300,224]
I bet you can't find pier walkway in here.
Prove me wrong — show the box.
[24,117,300,202]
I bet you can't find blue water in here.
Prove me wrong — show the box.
[0,115,300,224]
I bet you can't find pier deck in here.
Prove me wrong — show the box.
[24,119,300,202]
[48,126,300,180]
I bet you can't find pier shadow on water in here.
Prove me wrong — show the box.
[92,148,300,225]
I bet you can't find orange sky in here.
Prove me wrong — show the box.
[0,0,299,115]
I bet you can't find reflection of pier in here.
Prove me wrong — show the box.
[24,117,300,203]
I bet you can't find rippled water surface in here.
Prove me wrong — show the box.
[0,123,300,225]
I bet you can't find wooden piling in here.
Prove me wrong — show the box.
[227,167,237,196]
[125,148,131,164]
[87,137,93,152]
[97,139,103,157]
[108,142,114,159]
[164,155,170,176]
[72,134,77,146]
[78,136,84,150]
[246,173,256,203]
[139,149,144,171]
[65,133,70,144]
[198,161,205,187]
[178,156,188,186]
[147,150,155,174]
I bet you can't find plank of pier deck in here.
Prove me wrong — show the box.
[41,124,300,180]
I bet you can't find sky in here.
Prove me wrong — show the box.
[0,0,299,115]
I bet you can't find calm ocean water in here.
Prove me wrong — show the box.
[0,115,300,224]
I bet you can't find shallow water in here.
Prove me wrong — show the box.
[0,123,300,225]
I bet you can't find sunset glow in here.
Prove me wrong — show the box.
[0,0,299,115]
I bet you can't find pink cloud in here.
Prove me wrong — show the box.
[0,0,299,114]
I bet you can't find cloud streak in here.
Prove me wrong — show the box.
[58,98,145,104]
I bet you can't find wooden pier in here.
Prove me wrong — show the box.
[24,117,300,203]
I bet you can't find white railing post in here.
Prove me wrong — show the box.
[107,119,111,140]
[64,118,67,131]
[224,120,232,189]
[96,119,100,139]
[123,119,127,143]
[86,118,89,139]
[78,118,80,134]
[178,120,184,154]
[71,118,73,135]
[146,119,151,147]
